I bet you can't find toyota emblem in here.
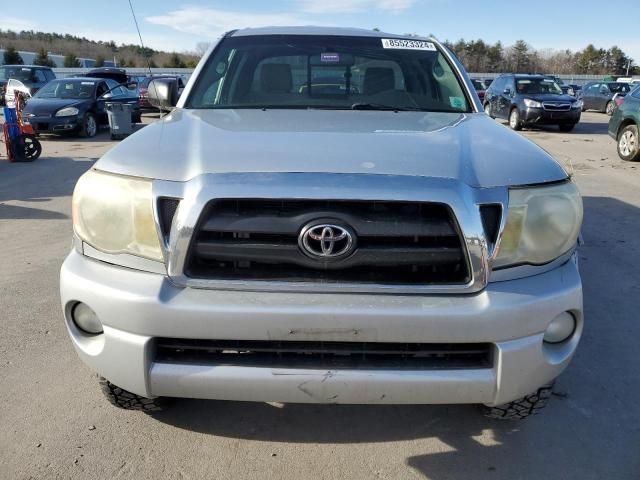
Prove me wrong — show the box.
[299,223,355,259]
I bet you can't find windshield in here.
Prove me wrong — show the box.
[516,78,563,95]
[34,80,96,99]
[187,35,471,112]
[0,66,34,82]
[608,83,631,93]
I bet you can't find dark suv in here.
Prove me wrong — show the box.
[484,74,582,131]
[0,65,56,106]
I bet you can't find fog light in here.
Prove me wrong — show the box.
[544,312,576,344]
[72,303,103,334]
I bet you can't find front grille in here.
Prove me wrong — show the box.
[185,199,470,285]
[542,102,571,111]
[155,339,493,370]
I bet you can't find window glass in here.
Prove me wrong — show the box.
[188,35,471,113]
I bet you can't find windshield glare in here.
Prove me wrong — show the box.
[35,80,96,99]
[187,35,471,113]
[516,79,563,95]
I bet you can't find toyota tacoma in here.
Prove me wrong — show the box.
[61,27,583,419]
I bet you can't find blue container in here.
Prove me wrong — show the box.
[3,107,20,140]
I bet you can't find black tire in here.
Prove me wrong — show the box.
[99,377,168,412]
[559,123,576,132]
[481,383,554,420]
[484,103,494,119]
[133,113,142,123]
[79,112,98,138]
[509,108,522,131]
[617,124,640,162]
[21,134,42,161]
[605,101,615,116]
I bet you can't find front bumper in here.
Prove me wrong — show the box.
[60,250,583,406]
[29,116,80,133]
[522,107,581,125]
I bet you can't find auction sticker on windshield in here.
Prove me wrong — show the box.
[381,39,436,51]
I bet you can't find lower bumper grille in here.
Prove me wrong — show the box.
[154,339,493,370]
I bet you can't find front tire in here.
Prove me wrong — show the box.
[482,383,554,420]
[605,101,615,116]
[99,377,168,412]
[509,108,522,130]
[617,124,640,161]
[79,112,98,138]
[484,103,494,119]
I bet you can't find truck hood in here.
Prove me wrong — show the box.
[97,109,568,188]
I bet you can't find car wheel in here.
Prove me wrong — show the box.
[133,113,142,123]
[481,383,554,420]
[509,108,522,130]
[559,123,576,132]
[617,124,640,162]
[79,112,98,138]
[484,103,494,119]
[99,377,169,412]
[605,101,615,116]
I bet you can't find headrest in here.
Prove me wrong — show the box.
[363,67,395,95]
[261,64,293,93]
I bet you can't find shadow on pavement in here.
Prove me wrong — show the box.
[0,156,93,220]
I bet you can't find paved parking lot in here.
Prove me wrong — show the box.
[1,112,639,479]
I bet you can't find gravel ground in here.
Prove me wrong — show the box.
[0,112,639,480]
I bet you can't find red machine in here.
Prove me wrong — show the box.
[2,90,42,162]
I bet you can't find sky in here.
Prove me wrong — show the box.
[4,0,640,63]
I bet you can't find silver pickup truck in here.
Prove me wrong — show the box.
[61,27,583,419]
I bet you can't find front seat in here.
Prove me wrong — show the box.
[261,64,293,94]
[363,67,395,95]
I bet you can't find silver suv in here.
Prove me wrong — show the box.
[61,27,583,419]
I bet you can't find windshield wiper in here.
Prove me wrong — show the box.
[350,103,422,112]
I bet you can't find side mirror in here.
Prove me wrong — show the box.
[127,82,138,90]
[147,79,179,111]
[503,87,511,95]
[102,92,113,100]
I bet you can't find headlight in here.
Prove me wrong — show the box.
[72,169,163,261]
[572,100,583,109]
[523,98,542,108]
[494,181,582,269]
[56,107,79,117]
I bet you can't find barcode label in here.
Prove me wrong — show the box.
[381,39,436,51]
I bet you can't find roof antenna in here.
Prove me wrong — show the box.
[128,0,163,116]
[128,0,152,76]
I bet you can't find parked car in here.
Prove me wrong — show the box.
[62,27,584,420]
[608,84,640,161]
[22,77,141,137]
[138,75,186,109]
[85,67,129,84]
[484,74,582,131]
[471,78,486,101]
[579,81,632,115]
[0,65,56,107]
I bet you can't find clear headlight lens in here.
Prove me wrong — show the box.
[56,107,79,117]
[494,182,583,269]
[72,169,163,261]
[523,98,543,108]
[572,100,583,109]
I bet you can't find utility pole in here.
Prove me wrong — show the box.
[626,59,631,76]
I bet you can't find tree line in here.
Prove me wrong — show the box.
[1,29,198,68]
[443,39,637,75]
